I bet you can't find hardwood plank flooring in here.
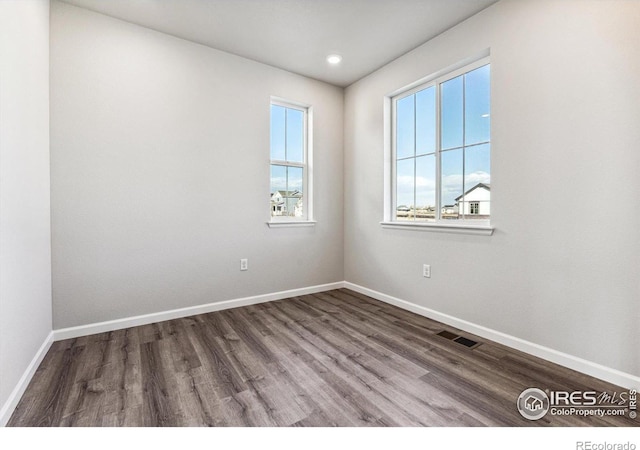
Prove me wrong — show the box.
[8,289,637,427]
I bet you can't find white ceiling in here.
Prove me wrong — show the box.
[60,0,498,87]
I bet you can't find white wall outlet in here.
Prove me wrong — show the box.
[423,264,431,278]
[240,259,248,271]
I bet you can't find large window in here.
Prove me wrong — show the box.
[391,59,490,227]
[270,99,311,222]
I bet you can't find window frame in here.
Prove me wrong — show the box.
[382,55,493,236]
[268,97,315,227]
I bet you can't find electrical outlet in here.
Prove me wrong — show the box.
[240,259,248,271]
[423,264,431,278]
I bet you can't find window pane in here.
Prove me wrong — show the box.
[286,108,304,163]
[416,87,436,156]
[441,75,463,150]
[287,165,303,193]
[465,65,490,146]
[270,105,286,161]
[286,166,303,218]
[270,164,286,192]
[464,143,491,188]
[463,143,490,220]
[396,94,415,160]
[270,165,286,217]
[441,149,463,220]
[415,154,435,221]
[396,158,414,221]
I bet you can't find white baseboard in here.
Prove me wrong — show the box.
[53,282,345,341]
[344,282,640,391]
[0,331,54,427]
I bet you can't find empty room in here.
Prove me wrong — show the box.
[1,0,639,443]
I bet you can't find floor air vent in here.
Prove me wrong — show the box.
[436,330,481,349]
[453,336,480,349]
[436,330,458,340]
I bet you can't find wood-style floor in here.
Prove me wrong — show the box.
[8,289,636,426]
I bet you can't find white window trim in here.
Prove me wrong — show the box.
[268,97,314,227]
[380,221,493,236]
[267,221,317,228]
[382,53,493,236]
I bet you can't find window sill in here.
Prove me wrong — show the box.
[267,221,317,228]
[380,221,494,236]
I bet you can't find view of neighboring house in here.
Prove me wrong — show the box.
[455,183,490,218]
[397,183,490,220]
[270,190,303,217]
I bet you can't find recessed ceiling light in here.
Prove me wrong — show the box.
[327,54,342,65]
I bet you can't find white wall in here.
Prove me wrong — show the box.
[0,0,52,420]
[345,0,640,377]
[50,1,344,329]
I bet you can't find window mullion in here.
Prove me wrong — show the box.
[461,74,466,221]
[435,82,442,221]
[284,109,289,216]
[285,165,289,216]
[413,95,417,221]
[284,108,288,163]
[270,160,304,168]
[303,109,308,220]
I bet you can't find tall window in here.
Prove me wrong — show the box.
[270,99,310,221]
[392,59,490,224]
